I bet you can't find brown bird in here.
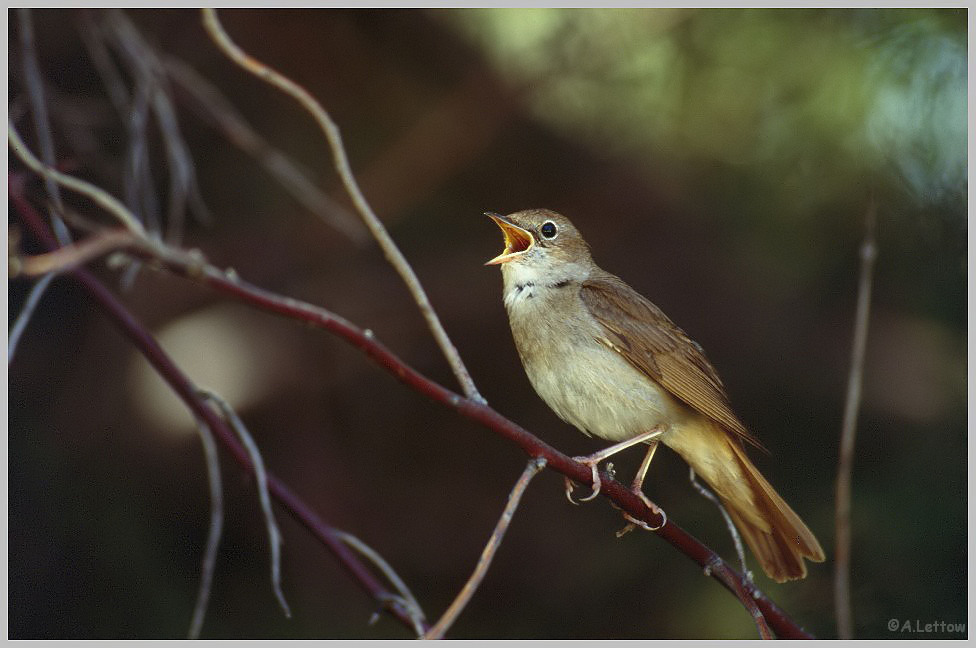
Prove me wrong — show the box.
[486,208,825,582]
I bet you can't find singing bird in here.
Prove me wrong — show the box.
[486,208,824,582]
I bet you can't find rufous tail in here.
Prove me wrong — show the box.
[666,422,826,582]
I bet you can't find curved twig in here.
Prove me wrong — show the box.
[334,531,427,636]
[705,557,773,640]
[200,8,484,404]
[690,467,748,577]
[10,228,138,277]
[424,457,547,639]
[187,415,224,639]
[8,121,147,235]
[161,56,367,244]
[199,389,291,619]
[16,8,71,245]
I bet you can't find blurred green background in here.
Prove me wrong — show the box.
[8,8,967,639]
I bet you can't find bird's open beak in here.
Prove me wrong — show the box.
[485,212,534,265]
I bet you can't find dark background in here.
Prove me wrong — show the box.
[8,8,967,639]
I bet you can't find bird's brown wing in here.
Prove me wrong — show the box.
[581,273,763,449]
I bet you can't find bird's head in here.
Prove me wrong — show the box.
[485,209,593,280]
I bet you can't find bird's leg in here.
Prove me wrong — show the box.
[565,425,665,505]
[618,439,667,533]
[632,439,660,493]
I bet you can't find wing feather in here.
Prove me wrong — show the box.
[581,274,763,449]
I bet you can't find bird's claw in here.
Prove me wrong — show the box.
[564,457,604,505]
[618,490,666,533]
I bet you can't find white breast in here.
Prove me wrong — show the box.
[501,263,691,442]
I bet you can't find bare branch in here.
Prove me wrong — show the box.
[16,8,71,245]
[199,389,291,620]
[162,56,367,244]
[689,470,770,639]
[10,228,137,277]
[11,182,814,639]
[9,190,431,636]
[424,457,547,639]
[200,8,484,404]
[689,467,748,578]
[187,415,224,640]
[334,531,427,636]
[8,121,148,235]
[8,272,56,362]
[75,11,162,236]
[103,9,211,241]
[704,557,773,640]
[76,11,131,115]
[834,198,877,640]
[135,242,811,637]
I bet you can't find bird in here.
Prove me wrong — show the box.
[485,208,825,582]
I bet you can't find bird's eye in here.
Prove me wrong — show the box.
[540,221,558,239]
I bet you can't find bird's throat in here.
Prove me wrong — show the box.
[501,258,588,311]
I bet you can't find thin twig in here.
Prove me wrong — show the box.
[200,8,484,404]
[689,468,770,639]
[704,557,773,640]
[10,189,429,636]
[424,457,547,639]
[17,8,71,245]
[77,11,132,115]
[834,198,877,640]
[78,10,157,238]
[689,467,749,578]
[8,121,147,235]
[334,531,427,636]
[199,389,292,619]
[187,415,225,639]
[105,9,211,241]
[8,272,56,362]
[76,9,160,241]
[11,188,813,639]
[11,228,137,277]
[120,35,161,235]
[162,56,367,243]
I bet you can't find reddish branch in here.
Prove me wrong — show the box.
[10,186,814,639]
[10,187,428,636]
[159,250,810,638]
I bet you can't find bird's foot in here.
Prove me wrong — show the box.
[564,460,601,505]
[564,457,616,505]
[617,489,667,534]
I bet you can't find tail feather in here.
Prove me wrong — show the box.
[726,439,825,582]
[666,422,825,583]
